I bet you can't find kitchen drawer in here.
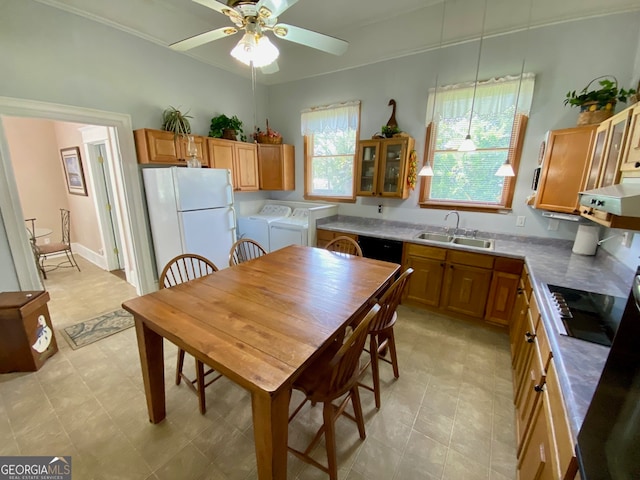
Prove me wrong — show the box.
[447,250,495,269]
[494,256,524,275]
[523,266,532,300]
[537,317,552,372]
[405,243,447,261]
[546,359,577,480]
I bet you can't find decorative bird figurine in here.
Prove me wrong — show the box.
[32,315,52,354]
[386,99,398,130]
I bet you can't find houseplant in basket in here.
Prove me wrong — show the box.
[564,76,636,125]
[162,106,192,137]
[209,114,245,141]
[253,120,282,144]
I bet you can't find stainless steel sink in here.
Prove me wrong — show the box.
[414,232,494,250]
[414,232,454,243]
[451,237,494,249]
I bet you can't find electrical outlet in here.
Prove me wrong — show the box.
[622,231,633,248]
[547,219,559,231]
[516,216,526,227]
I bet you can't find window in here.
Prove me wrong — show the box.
[420,74,535,211]
[302,101,360,201]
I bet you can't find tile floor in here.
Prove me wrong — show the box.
[0,258,517,479]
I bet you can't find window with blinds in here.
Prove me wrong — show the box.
[419,74,534,211]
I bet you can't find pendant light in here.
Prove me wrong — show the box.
[495,0,533,177]
[458,0,488,152]
[419,0,447,177]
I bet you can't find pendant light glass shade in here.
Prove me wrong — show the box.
[495,161,515,177]
[418,164,434,176]
[458,134,476,152]
[230,33,279,68]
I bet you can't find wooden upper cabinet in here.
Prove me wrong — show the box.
[599,108,631,187]
[534,126,596,213]
[207,138,258,191]
[620,103,640,172]
[134,129,209,166]
[258,144,295,190]
[355,136,415,198]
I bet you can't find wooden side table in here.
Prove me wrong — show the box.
[0,291,58,373]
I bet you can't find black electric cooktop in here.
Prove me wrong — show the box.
[546,284,627,347]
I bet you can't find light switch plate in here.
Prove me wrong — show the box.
[548,219,559,231]
[516,216,526,227]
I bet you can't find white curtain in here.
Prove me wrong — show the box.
[301,101,360,135]
[426,73,535,123]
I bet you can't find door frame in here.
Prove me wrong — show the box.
[0,96,155,295]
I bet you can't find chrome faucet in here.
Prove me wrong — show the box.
[445,211,460,235]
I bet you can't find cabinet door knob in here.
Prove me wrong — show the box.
[534,384,544,393]
[635,162,640,168]
[525,331,536,343]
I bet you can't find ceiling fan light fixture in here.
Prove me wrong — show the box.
[253,35,279,67]
[230,32,258,65]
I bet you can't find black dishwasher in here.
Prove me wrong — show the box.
[357,235,403,264]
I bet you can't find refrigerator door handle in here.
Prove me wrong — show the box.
[229,207,237,231]
[225,176,234,205]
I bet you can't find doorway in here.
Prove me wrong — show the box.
[0,96,156,296]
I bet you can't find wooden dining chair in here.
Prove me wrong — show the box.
[288,303,381,480]
[228,238,267,267]
[324,236,363,257]
[159,253,221,414]
[360,268,414,409]
[37,209,81,278]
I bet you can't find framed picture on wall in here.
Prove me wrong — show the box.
[60,147,87,196]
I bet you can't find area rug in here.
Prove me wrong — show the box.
[60,309,134,350]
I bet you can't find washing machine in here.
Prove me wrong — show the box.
[269,208,310,251]
[237,204,292,252]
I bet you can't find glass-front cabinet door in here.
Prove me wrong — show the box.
[378,139,408,197]
[356,140,380,196]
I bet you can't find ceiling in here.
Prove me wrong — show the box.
[36,0,640,85]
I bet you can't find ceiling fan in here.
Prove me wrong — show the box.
[170,0,349,69]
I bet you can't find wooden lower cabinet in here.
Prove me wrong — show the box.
[486,257,524,326]
[403,244,446,307]
[517,387,557,480]
[315,229,357,249]
[441,262,493,317]
[511,285,577,480]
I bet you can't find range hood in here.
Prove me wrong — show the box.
[579,182,640,217]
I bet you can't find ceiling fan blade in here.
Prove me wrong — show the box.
[191,0,231,15]
[273,23,348,56]
[261,60,280,74]
[170,27,237,52]
[257,0,299,19]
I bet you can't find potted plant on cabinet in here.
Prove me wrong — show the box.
[209,114,245,141]
[564,76,636,125]
[161,106,192,137]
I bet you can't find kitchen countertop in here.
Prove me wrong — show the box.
[317,215,636,438]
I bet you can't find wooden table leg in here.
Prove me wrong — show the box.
[134,318,165,423]
[251,387,291,480]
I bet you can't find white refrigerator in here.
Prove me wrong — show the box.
[143,167,236,274]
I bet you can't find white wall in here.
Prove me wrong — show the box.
[0,0,270,289]
[268,13,640,240]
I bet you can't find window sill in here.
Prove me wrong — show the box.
[419,201,512,214]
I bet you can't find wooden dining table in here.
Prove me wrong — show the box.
[122,244,400,480]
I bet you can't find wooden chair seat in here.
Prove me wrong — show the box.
[288,304,381,480]
[359,268,413,409]
[159,253,221,415]
[324,236,363,257]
